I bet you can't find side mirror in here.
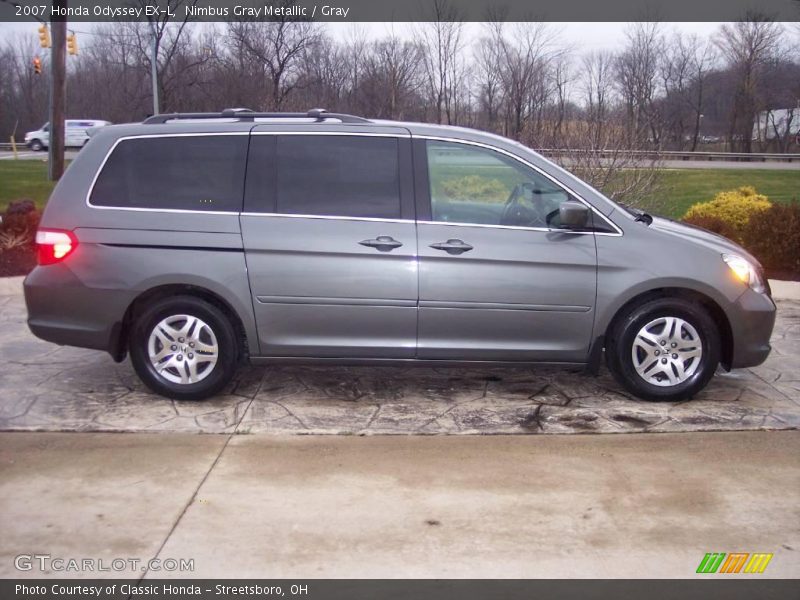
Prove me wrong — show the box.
[558,200,590,229]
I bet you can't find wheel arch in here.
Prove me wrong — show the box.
[600,287,734,371]
[111,284,251,364]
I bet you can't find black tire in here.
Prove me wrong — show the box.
[129,295,238,401]
[30,139,43,152]
[606,297,720,402]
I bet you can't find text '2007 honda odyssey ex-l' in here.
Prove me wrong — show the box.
[24,108,776,401]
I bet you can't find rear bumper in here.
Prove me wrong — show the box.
[24,265,132,357]
[728,288,776,369]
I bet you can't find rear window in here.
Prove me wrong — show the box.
[90,135,247,212]
[274,135,401,219]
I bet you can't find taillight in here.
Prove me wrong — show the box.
[36,229,78,266]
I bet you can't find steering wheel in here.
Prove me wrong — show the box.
[499,183,546,227]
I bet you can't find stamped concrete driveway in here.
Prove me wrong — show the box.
[1,277,798,435]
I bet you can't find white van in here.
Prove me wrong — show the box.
[24,119,112,151]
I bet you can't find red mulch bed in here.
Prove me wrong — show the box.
[0,246,37,277]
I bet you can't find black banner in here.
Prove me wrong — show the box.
[2,580,800,600]
[2,0,800,22]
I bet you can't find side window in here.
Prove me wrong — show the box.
[426,140,573,229]
[90,135,248,211]
[275,135,401,219]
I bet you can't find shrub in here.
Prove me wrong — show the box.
[683,186,772,242]
[681,214,738,241]
[0,199,40,248]
[743,201,800,277]
[440,175,509,203]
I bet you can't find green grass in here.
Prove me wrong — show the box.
[1,160,797,221]
[0,160,58,211]
[637,169,800,219]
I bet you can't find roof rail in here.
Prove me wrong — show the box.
[142,108,370,125]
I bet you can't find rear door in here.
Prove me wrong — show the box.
[240,129,418,358]
[414,138,600,362]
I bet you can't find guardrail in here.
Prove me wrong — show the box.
[0,142,797,162]
[538,149,800,162]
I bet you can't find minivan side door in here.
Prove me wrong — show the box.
[414,138,601,362]
[240,130,418,358]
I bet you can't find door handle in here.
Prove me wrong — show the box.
[359,235,403,252]
[429,239,473,255]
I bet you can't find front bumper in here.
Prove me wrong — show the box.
[728,288,776,368]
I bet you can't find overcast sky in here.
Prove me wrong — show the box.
[0,21,724,53]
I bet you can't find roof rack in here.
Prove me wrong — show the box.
[142,108,371,125]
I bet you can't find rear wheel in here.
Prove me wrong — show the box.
[606,297,720,401]
[129,296,238,401]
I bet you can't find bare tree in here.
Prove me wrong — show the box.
[417,0,466,124]
[227,8,320,110]
[715,18,783,152]
[615,22,664,147]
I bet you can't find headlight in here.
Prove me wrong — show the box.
[723,253,765,294]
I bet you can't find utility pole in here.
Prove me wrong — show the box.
[48,0,67,181]
[149,19,159,115]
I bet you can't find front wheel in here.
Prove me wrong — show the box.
[129,296,238,401]
[29,139,43,152]
[606,297,720,402]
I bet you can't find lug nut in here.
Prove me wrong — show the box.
[177,355,183,361]
[671,342,677,348]
[672,354,678,359]
[660,340,666,346]
[171,345,177,351]
[188,353,194,359]
[655,350,660,356]
[661,358,667,364]
[189,342,195,348]
[178,337,185,343]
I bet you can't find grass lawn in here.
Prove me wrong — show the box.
[0,160,58,211]
[638,169,800,219]
[1,160,797,220]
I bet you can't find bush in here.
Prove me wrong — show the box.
[440,175,509,203]
[743,201,800,277]
[0,199,40,249]
[683,186,772,242]
[681,214,738,241]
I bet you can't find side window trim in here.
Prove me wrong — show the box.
[86,132,249,215]
[414,136,622,236]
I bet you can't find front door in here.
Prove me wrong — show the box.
[241,131,418,358]
[415,139,598,362]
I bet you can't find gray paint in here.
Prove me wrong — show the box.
[25,118,776,379]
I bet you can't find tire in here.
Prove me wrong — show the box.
[606,297,720,402]
[30,139,43,152]
[129,295,238,401]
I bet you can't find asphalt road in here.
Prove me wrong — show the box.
[1,149,799,169]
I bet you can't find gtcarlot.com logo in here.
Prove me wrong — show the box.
[696,552,773,574]
[14,554,195,573]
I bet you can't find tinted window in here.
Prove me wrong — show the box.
[426,140,572,229]
[275,135,401,219]
[90,135,247,211]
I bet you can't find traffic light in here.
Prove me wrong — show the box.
[67,33,77,55]
[33,56,42,75]
[37,25,50,48]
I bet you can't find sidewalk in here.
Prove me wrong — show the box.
[1,430,798,579]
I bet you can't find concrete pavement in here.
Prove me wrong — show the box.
[0,431,798,579]
[1,277,798,435]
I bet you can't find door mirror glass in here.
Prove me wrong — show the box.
[547,200,590,229]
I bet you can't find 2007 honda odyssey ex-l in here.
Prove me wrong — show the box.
[24,109,776,401]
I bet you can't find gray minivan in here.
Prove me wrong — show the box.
[24,109,776,401]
